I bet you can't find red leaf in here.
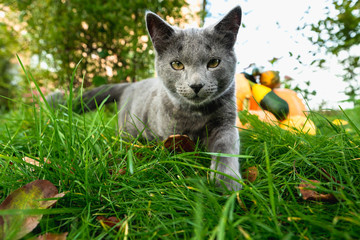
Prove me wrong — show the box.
[108,168,126,176]
[298,180,338,203]
[97,216,121,229]
[37,232,68,240]
[163,135,196,153]
[118,168,126,175]
[0,180,66,239]
[243,166,258,183]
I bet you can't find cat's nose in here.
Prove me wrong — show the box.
[189,83,204,94]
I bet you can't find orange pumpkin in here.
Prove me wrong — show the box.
[236,110,278,130]
[279,115,316,135]
[236,115,250,129]
[235,73,252,111]
[247,88,307,117]
[273,89,307,117]
[248,96,262,111]
[249,110,278,125]
[235,72,316,134]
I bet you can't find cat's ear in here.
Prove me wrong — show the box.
[213,6,242,48]
[146,11,175,54]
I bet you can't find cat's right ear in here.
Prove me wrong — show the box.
[146,11,175,55]
[213,6,242,49]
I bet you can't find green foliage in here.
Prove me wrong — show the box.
[308,0,360,106]
[4,0,188,88]
[0,22,19,110]
[1,99,360,238]
[0,63,360,238]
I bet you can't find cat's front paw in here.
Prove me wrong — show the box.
[223,177,243,191]
[211,171,243,191]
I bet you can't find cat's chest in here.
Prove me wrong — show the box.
[166,108,210,137]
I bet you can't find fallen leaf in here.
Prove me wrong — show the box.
[23,156,50,166]
[0,180,66,239]
[163,135,196,153]
[320,168,340,184]
[22,156,51,169]
[243,166,258,183]
[37,232,68,240]
[108,168,126,176]
[97,216,121,229]
[118,168,126,175]
[298,180,338,203]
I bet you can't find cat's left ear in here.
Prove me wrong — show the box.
[213,6,242,48]
[146,11,175,55]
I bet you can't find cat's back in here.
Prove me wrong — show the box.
[118,77,165,116]
[121,77,160,100]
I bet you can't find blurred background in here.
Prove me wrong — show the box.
[0,0,358,112]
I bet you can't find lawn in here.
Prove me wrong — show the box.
[0,86,360,239]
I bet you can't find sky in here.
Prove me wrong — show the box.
[204,0,355,110]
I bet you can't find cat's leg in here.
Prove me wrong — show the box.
[207,127,242,191]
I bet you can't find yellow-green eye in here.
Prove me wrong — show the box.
[207,59,220,68]
[171,61,184,70]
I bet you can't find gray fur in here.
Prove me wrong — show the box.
[74,6,243,191]
[45,89,65,109]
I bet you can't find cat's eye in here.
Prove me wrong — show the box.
[207,59,221,69]
[171,61,185,70]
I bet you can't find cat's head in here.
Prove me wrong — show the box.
[146,6,242,106]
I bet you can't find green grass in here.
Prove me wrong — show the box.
[1,66,360,239]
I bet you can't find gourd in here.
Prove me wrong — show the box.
[273,88,306,117]
[234,73,316,135]
[235,73,290,121]
[259,70,280,89]
[249,81,289,121]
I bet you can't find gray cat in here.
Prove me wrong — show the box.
[67,6,243,191]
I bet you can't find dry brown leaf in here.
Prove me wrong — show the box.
[243,166,258,183]
[22,156,51,168]
[118,168,127,175]
[320,168,340,184]
[298,180,338,203]
[37,232,68,240]
[0,180,66,239]
[163,135,196,153]
[108,168,126,176]
[97,216,121,229]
